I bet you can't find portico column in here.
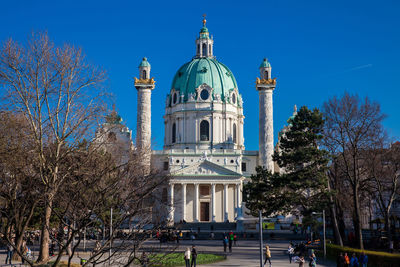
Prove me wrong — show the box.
[224,184,228,222]
[194,183,199,222]
[235,183,243,220]
[182,184,186,222]
[211,183,216,222]
[168,184,174,223]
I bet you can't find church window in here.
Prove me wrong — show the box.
[230,159,234,163]
[264,70,269,79]
[200,89,209,100]
[163,162,169,170]
[200,120,209,141]
[173,93,178,104]
[233,123,237,143]
[197,44,200,55]
[241,162,247,172]
[176,159,180,163]
[202,43,207,56]
[142,70,147,79]
[172,123,176,143]
[209,44,211,55]
[232,93,236,104]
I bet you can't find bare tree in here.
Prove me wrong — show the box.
[0,32,107,262]
[0,111,41,260]
[366,141,400,248]
[323,93,386,249]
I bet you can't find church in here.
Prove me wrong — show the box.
[132,17,277,226]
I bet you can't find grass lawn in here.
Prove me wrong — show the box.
[148,253,225,266]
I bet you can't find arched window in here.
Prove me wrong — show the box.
[200,120,209,141]
[197,44,200,55]
[172,123,176,143]
[209,44,211,55]
[233,123,237,143]
[202,43,207,57]
[142,70,147,79]
[264,70,269,79]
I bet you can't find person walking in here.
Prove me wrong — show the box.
[337,252,345,267]
[191,245,197,267]
[309,253,317,267]
[228,235,233,253]
[5,243,13,265]
[264,245,271,266]
[298,255,305,267]
[344,253,350,267]
[359,252,368,267]
[184,247,191,267]
[288,244,294,263]
[223,236,228,252]
[234,234,237,246]
[350,253,359,267]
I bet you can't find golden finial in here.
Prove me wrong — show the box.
[202,14,207,26]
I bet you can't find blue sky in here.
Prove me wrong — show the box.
[1,0,399,150]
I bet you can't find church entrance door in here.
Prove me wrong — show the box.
[200,202,210,221]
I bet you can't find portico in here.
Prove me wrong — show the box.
[168,180,243,223]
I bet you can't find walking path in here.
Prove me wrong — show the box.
[0,239,336,266]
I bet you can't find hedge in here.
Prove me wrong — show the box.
[326,243,400,267]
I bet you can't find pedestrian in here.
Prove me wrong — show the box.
[288,244,294,263]
[389,240,394,253]
[264,245,271,266]
[223,236,228,252]
[298,255,305,267]
[228,237,233,252]
[184,247,191,267]
[359,252,368,267]
[191,245,197,267]
[309,253,317,267]
[337,252,345,267]
[350,253,359,267]
[210,232,214,239]
[5,242,13,265]
[344,252,350,267]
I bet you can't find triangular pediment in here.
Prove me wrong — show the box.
[172,160,242,177]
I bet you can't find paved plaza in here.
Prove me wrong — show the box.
[0,239,335,266]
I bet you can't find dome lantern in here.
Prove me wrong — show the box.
[196,15,214,58]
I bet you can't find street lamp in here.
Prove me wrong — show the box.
[312,210,326,258]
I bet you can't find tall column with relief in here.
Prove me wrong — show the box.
[256,58,276,171]
[134,57,155,172]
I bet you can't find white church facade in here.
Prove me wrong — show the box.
[133,18,277,224]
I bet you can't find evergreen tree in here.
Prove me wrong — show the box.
[244,106,329,217]
[273,106,330,215]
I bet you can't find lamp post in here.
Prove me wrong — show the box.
[312,211,326,258]
[259,210,264,267]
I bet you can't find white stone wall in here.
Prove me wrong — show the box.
[164,99,244,151]
[258,88,274,171]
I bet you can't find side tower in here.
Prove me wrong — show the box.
[256,58,276,171]
[134,57,155,167]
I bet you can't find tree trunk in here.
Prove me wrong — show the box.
[38,197,53,263]
[353,185,364,249]
[384,213,392,250]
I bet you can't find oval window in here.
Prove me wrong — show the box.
[200,89,209,100]
[232,93,236,104]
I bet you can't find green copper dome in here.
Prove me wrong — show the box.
[139,57,150,68]
[170,58,238,103]
[259,58,271,68]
